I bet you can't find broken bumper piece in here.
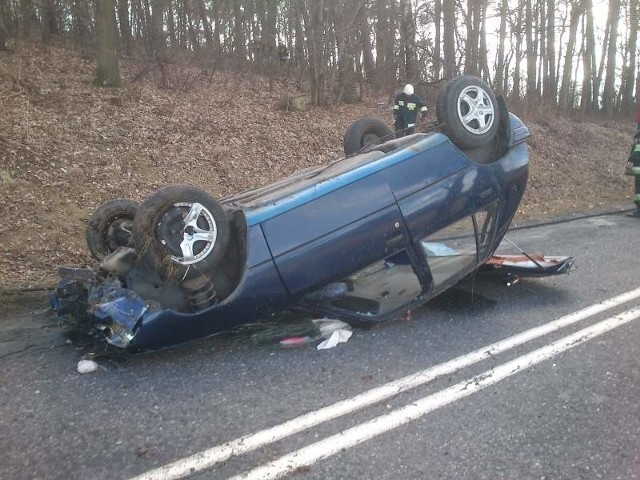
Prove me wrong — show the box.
[483,254,574,277]
[90,287,148,349]
[52,270,148,350]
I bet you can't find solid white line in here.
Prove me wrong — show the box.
[231,306,640,480]
[129,287,640,480]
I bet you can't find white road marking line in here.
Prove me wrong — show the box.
[232,306,640,480]
[129,287,640,480]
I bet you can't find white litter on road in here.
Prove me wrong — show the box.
[317,329,353,349]
[313,318,353,349]
[77,359,98,374]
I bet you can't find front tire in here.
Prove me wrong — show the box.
[436,75,499,149]
[132,185,230,280]
[86,199,140,261]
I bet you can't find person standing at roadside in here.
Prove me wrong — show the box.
[393,84,428,137]
[635,71,640,134]
[627,133,640,217]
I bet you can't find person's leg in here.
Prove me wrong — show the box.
[394,117,405,138]
[635,175,640,213]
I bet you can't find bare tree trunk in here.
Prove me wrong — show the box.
[96,0,122,86]
[525,0,537,99]
[602,0,620,113]
[537,0,545,94]
[117,0,133,54]
[198,0,214,50]
[433,0,441,81]
[375,0,397,86]
[581,0,595,111]
[187,9,199,51]
[443,0,456,80]
[150,0,165,55]
[298,0,327,106]
[512,2,524,99]
[494,0,507,94]
[42,0,60,43]
[233,0,246,59]
[329,0,363,104]
[478,0,490,83]
[265,0,277,81]
[558,1,582,111]
[293,3,304,66]
[400,0,417,82]
[374,0,387,71]
[20,0,36,36]
[593,11,610,109]
[73,0,91,41]
[358,3,375,83]
[166,0,176,48]
[464,0,479,75]
[545,0,556,104]
[620,0,637,114]
[174,0,184,48]
[0,0,11,48]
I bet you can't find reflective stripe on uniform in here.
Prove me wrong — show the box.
[420,106,427,112]
[635,194,640,202]
[398,101,404,106]
[393,105,399,110]
[407,102,416,110]
[626,166,640,175]
[634,144,640,152]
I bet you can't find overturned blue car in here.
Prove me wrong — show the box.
[52,76,570,351]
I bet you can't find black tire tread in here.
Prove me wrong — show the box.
[343,118,394,156]
[86,198,140,261]
[133,185,230,281]
[436,75,499,150]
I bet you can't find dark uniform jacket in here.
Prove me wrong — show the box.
[629,141,640,167]
[393,92,428,128]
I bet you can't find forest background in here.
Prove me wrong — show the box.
[1,0,637,110]
[0,0,638,289]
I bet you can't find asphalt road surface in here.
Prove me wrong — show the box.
[1,211,639,480]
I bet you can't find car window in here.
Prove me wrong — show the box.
[420,216,478,289]
[303,250,423,317]
[419,203,499,290]
[473,203,499,260]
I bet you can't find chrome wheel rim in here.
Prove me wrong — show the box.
[457,85,495,135]
[161,202,218,265]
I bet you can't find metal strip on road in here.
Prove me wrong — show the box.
[232,306,640,480]
[129,287,640,480]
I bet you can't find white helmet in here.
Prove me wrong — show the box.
[402,84,414,96]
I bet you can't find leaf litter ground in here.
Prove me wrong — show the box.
[0,43,635,290]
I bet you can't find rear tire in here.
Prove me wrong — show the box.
[343,118,394,155]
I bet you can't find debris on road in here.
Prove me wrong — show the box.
[315,318,353,350]
[317,329,353,350]
[77,359,98,374]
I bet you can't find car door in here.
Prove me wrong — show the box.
[260,173,409,296]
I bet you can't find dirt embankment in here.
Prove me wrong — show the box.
[0,43,635,290]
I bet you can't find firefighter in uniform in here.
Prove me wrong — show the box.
[626,133,640,217]
[393,84,428,137]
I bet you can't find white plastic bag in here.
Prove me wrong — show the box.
[77,359,99,374]
[317,329,353,350]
